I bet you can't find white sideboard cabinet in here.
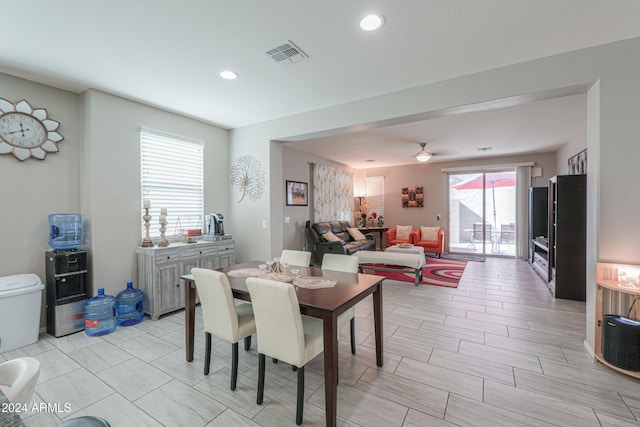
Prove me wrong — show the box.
[137,240,235,319]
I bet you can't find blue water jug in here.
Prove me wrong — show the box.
[116,281,145,326]
[84,287,117,336]
[48,214,82,250]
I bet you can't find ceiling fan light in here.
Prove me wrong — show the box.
[415,142,431,162]
[416,150,431,162]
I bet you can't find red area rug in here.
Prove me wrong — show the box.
[366,258,467,288]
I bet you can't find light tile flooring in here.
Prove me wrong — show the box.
[2,258,640,426]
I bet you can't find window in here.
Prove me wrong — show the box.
[140,129,204,239]
[366,176,384,218]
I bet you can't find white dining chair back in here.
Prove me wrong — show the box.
[192,268,253,342]
[322,253,359,273]
[0,357,40,406]
[246,277,324,425]
[322,254,359,355]
[191,268,256,389]
[246,277,322,365]
[280,250,311,267]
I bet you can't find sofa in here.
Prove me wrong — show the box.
[306,220,376,262]
[410,227,445,257]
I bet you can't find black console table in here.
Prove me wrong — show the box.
[358,226,388,250]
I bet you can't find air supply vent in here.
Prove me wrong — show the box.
[265,40,309,65]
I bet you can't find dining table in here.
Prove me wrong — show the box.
[181,260,385,427]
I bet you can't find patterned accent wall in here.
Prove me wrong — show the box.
[313,163,354,223]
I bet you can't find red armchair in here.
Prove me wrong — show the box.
[385,227,413,247]
[410,228,445,257]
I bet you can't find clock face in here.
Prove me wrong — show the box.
[0,99,64,161]
[0,112,47,148]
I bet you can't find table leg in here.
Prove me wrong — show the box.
[323,312,338,427]
[185,279,196,362]
[373,283,384,366]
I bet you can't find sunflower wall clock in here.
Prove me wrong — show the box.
[0,98,64,161]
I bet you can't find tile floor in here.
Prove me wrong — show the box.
[2,258,640,426]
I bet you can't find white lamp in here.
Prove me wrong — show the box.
[415,143,432,162]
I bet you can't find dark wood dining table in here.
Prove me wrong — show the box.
[181,261,385,427]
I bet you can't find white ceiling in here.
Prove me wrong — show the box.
[3,1,640,168]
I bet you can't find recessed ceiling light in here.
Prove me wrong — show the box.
[219,70,238,80]
[359,14,384,31]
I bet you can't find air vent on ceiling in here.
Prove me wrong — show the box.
[265,40,309,65]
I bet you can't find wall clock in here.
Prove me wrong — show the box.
[0,98,64,161]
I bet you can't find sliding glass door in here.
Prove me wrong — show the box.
[448,170,516,257]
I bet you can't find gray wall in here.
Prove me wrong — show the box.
[281,146,353,251]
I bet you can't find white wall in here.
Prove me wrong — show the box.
[0,72,81,279]
[0,78,229,330]
[231,37,640,355]
[81,90,229,296]
[281,146,353,252]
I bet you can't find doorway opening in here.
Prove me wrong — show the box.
[448,170,517,257]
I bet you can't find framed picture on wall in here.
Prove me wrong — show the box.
[401,186,424,207]
[568,149,587,175]
[286,180,308,206]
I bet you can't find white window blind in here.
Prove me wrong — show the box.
[140,130,204,239]
[366,176,384,217]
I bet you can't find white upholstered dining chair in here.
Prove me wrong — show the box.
[0,356,40,406]
[246,277,324,426]
[191,268,256,390]
[280,249,312,267]
[322,253,359,354]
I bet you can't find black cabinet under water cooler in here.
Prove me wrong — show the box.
[45,249,88,337]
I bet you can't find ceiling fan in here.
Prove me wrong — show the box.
[415,142,432,162]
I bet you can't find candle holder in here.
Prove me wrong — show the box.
[158,216,169,247]
[142,207,154,247]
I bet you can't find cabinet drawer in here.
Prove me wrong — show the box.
[181,245,217,260]
[155,249,181,265]
[217,242,235,253]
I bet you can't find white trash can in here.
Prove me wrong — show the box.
[0,274,44,352]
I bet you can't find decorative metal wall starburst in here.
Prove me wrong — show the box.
[231,154,265,203]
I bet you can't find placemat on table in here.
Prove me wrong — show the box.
[227,268,264,277]
[293,276,337,289]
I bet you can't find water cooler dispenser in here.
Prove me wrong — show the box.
[45,249,88,337]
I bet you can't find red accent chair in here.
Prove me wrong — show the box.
[385,227,412,248]
[410,228,445,257]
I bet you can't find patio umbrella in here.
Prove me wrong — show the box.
[452,172,516,230]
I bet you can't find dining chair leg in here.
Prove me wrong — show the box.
[231,342,238,391]
[244,335,251,351]
[296,366,305,425]
[204,332,212,375]
[257,353,265,405]
[350,318,356,354]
